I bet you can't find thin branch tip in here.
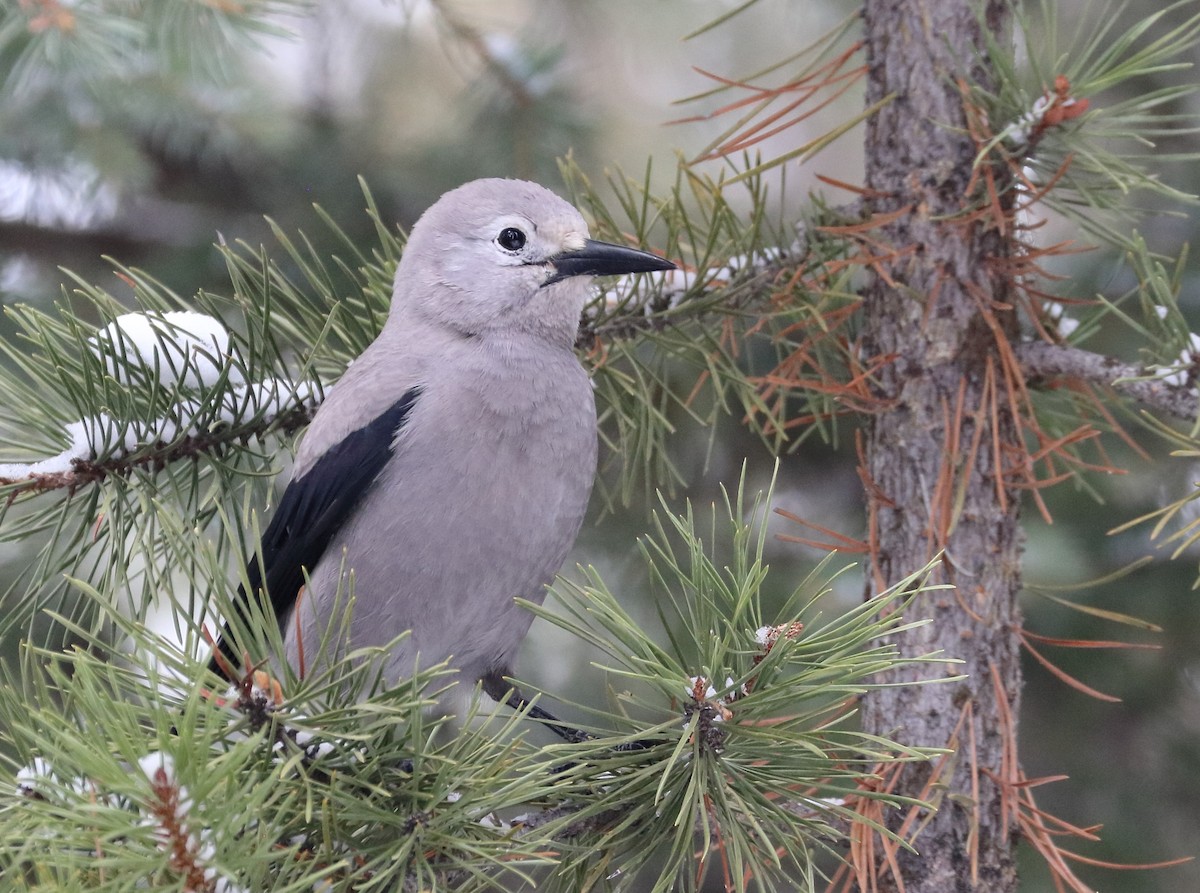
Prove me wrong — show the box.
[1014,340,1199,421]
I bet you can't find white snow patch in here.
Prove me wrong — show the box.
[91,311,243,391]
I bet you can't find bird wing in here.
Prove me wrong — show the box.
[209,387,422,676]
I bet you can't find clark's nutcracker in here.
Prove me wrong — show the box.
[212,178,674,728]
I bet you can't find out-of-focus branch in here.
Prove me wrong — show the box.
[426,0,539,108]
[1014,341,1199,421]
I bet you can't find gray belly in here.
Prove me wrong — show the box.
[284,370,597,688]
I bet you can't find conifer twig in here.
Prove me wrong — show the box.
[1014,341,1200,421]
[0,403,316,499]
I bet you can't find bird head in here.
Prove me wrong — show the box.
[390,178,674,344]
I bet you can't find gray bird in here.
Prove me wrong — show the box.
[212,178,674,721]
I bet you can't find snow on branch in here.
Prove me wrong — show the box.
[1015,341,1200,421]
[578,244,797,351]
[598,245,791,312]
[999,75,1089,155]
[0,311,320,496]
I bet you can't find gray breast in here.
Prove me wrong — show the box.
[285,337,597,688]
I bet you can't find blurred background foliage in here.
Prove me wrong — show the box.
[0,0,1198,889]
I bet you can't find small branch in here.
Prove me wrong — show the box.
[0,402,317,501]
[427,0,540,108]
[575,252,800,352]
[1014,341,1199,421]
[515,802,627,840]
[512,785,849,843]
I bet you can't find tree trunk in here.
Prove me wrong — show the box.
[859,1,1022,891]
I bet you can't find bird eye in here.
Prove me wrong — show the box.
[497,227,527,252]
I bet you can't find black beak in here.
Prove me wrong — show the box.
[544,239,675,287]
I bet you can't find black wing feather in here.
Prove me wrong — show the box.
[209,388,421,677]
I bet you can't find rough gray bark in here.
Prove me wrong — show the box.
[859,1,1022,891]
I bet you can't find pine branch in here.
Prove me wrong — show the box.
[0,402,315,499]
[574,249,799,352]
[426,0,542,109]
[513,781,854,842]
[1015,340,1200,420]
[0,473,945,893]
